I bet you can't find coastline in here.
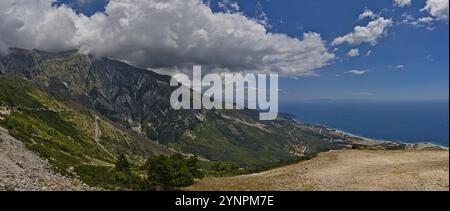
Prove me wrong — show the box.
[302,120,449,150]
[283,100,449,149]
[332,127,449,150]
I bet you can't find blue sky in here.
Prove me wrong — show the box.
[54,0,449,102]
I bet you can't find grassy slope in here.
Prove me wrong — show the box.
[3,50,350,169]
[171,113,294,168]
[0,75,172,187]
[171,109,346,168]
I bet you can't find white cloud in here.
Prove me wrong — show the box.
[365,50,372,57]
[332,17,393,46]
[347,48,360,57]
[421,0,449,21]
[254,1,270,28]
[402,14,435,28]
[358,9,378,20]
[217,0,240,13]
[394,0,412,8]
[417,16,435,23]
[345,69,368,75]
[0,1,79,53]
[395,64,405,69]
[0,0,335,76]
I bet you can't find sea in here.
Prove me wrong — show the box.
[280,100,449,147]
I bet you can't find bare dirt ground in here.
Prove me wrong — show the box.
[187,149,449,191]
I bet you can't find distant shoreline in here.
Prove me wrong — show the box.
[333,127,449,150]
[282,101,449,149]
[297,119,449,150]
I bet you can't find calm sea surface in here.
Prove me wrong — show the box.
[280,101,449,147]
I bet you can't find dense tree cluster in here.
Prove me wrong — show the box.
[144,154,203,190]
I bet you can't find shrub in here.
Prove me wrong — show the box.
[115,153,131,173]
[144,154,202,190]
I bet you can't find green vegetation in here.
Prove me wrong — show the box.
[209,162,248,176]
[115,154,131,172]
[173,114,294,168]
[34,53,98,95]
[1,49,413,191]
[144,154,203,190]
[76,153,206,190]
[1,76,113,174]
[0,51,358,190]
[74,154,146,190]
[353,144,406,151]
[0,74,334,190]
[0,75,173,190]
[74,164,146,190]
[0,75,246,190]
[3,49,349,175]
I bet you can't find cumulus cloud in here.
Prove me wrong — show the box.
[394,0,412,7]
[345,69,368,75]
[347,48,360,57]
[332,17,393,46]
[421,0,449,21]
[0,0,335,76]
[0,0,79,53]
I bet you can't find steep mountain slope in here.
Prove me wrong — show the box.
[0,127,95,191]
[0,75,173,179]
[1,48,376,167]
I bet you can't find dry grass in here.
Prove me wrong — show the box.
[186,150,449,191]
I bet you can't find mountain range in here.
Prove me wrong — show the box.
[0,48,405,189]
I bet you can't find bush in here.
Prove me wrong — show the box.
[186,156,204,179]
[115,154,131,173]
[212,162,240,172]
[75,164,149,191]
[144,154,202,190]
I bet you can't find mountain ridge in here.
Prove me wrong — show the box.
[0,48,402,168]
[0,48,414,168]
[2,48,436,190]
